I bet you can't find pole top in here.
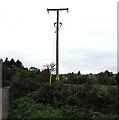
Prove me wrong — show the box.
[47,8,69,13]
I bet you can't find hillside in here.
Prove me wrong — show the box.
[2,58,118,119]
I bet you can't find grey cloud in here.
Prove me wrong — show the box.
[60,48,116,73]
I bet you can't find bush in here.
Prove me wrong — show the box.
[30,83,54,104]
[8,96,40,118]
[9,69,38,99]
[61,105,95,119]
[92,112,117,120]
[9,96,63,118]
[31,104,63,118]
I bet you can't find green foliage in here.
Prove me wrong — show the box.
[29,67,40,72]
[2,58,117,119]
[9,96,42,118]
[2,64,10,86]
[96,71,116,85]
[9,95,63,118]
[2,58,25,87]
[29,83,53,104]
[61,105,96,119]
[115,72,119,84]
[92,112,117,120]
[31,104,62,118]
[3,57,24,69]
[9,69,38,99]
[63,70,117,85]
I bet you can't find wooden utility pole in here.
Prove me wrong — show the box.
[47,8,68,81]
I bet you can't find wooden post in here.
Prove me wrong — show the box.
[47,8,68,81]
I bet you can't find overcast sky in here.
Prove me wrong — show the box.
[0,0,117,74]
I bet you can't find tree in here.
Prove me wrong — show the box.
[104,70,113,77]
[3,57,9,66]
[96,71,116,85]
[8,58,15,68]
[15,59,24,68]
[78,71,81,75]
[3,57,9,64]
[2,64,10,86]
[29,67,40,72]
[43,63,55,72]
[116,72,119,85]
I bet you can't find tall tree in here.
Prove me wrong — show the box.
[15,60,24,68]
[3,57,9,66]
[8,58,15,68]
[116,72,119,85]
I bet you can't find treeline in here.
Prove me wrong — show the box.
[2,58,50,87]
[63,70,118,85]
[2,57,25,87]
[3,57,24,69]
[2,57,118,119]
[2,57,119,86]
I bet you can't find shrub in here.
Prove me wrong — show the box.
[9,69,38,99]
[8,96,40,118]
[31,104,63,118]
